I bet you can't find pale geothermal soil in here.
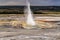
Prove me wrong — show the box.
[0,14,60,40]
[0,27,60,40]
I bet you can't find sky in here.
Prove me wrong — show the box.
[0,0,60,6]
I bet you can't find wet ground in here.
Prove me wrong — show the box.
[0,21,59,40]
[0,20,59,40]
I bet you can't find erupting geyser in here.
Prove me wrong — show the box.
[23,0,54,29]
[25,0,36,26]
